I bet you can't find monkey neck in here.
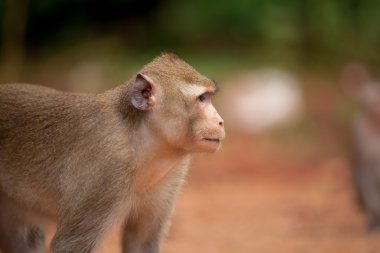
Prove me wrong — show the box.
[132,122,188,193]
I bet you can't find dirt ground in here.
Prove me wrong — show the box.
[95,131,380,253]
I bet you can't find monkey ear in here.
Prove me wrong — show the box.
[131,73,156,111]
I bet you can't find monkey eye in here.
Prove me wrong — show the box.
[197,92,211,103]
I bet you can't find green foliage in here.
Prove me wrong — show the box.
[156,0,380,66]
[2,0,380,68]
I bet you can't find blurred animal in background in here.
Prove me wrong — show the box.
[222,69,304,134]
[342,62,380,231]
[0,53,225,253]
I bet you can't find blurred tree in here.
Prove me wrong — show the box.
[25,0,161,50]
[1,0,380,70]
[1,0,29,81]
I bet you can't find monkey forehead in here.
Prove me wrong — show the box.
[180,84,207,97]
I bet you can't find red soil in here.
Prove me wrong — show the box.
[97,134,380,253]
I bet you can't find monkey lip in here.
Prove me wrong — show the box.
[203,137,220,143]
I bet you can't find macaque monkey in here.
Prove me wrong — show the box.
[342,62,380,231]
[0,53,225,252]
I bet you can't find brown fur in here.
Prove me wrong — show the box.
[0,53,225,252]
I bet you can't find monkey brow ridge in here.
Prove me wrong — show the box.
[211,79,219,93]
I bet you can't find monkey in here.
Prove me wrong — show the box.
[0,53,225,253]
[341,62,380,231]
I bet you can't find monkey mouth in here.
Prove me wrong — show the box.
[203,138,220,143]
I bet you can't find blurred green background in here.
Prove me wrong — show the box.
[1,0,380,88]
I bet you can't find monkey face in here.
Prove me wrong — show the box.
[130,71,225,154]
[183,84,225,153]
[151,81,225,154]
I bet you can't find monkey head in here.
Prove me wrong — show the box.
[128,53,225,153]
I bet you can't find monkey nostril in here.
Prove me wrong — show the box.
[219,121,224,127]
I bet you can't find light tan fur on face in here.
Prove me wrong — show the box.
[180,84,208,98]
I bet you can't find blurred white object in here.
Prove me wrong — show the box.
[222,69,304,134]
